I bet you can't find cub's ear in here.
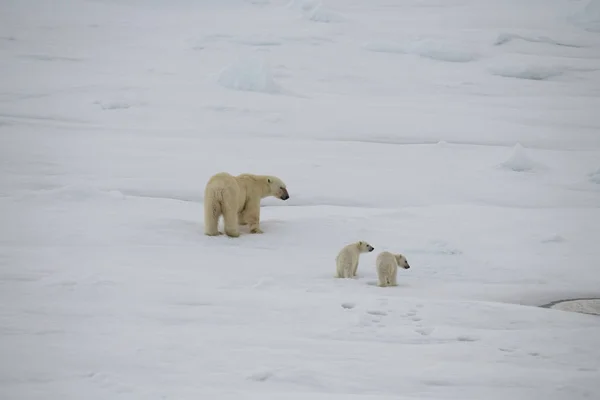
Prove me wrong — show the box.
[358,241,363,245]
[267,178,272,183]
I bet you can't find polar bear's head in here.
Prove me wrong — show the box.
[395,254,410,269]
[357,241,375,253]
[266,176,289,201]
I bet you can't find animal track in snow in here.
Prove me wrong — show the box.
[499,347,515,352]
[96,100,132,110]
[415,327,434,336]
[248,370,274,382]
[366,310,387,316]
[19,54,84,62]
[248,367,329,390]
[252,277,276,289]
[456,335,479,342]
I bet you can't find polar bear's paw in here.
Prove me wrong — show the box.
[225,229,240,238]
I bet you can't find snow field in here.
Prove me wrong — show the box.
[1,0,600,399]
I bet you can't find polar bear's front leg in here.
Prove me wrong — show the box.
[389,268,398,286]
[243,199,263,234]
[341,266,351,278]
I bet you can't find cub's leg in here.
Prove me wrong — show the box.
[389,268,398,286]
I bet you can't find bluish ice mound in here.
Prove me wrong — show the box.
[217,55,282,94]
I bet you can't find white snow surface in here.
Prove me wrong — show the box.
[1,0,600,399]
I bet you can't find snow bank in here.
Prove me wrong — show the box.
[364,39,479,63]
[217,55,282,94]
[589,167,600,184]
[499,143,536,172]
[570,0,600,32]
[489,65,565,81]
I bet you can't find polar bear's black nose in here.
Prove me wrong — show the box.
[368,246,374,252]
[280,188,289,200]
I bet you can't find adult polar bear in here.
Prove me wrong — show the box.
[204,172,289,237]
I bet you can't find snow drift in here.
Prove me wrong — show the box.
[305,5,345,23]
[500,143,537,172]
[494,33,582,48]
[364,39,479,62]
[489,65,566,81]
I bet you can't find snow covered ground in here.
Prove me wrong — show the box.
[1,0,600,399]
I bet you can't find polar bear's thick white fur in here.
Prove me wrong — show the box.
[375,251,410,287]
[335,241,374,278]
[203,172,289,237]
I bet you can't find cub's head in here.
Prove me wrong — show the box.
[266,176,289,201]
[357,241,375,253]
[395,254,410,269]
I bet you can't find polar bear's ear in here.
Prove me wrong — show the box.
[267,178,272,183]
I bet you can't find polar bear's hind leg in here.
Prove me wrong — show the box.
[204,197,222,236]
[221,192,240,238]
[378,274,389,287]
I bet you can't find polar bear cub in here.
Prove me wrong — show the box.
[335,241,374,278]
[376,251,411,287]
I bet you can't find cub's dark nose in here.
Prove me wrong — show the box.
[405,264,411,269]
[368,246,374,252]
